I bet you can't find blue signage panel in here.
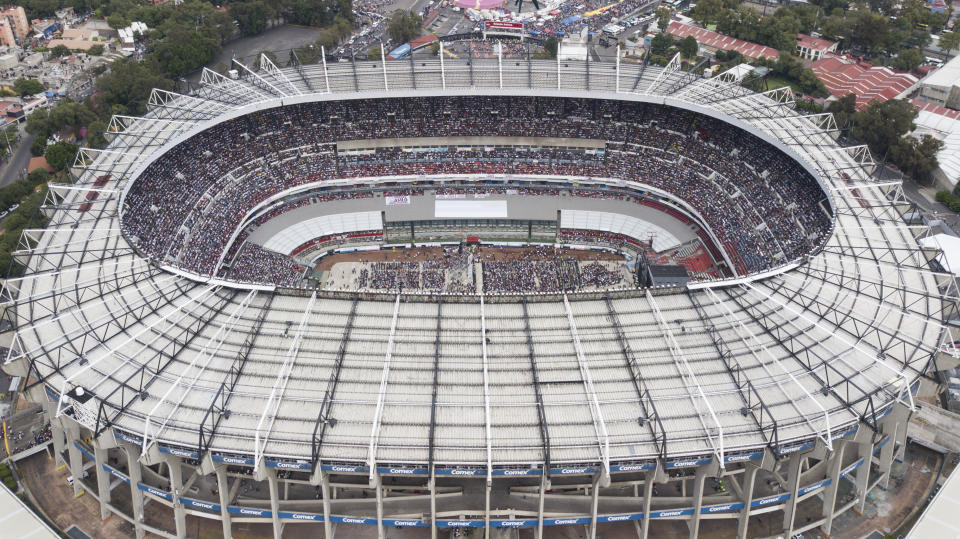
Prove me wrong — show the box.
[723,452,763,464]
[665,458,711,469]
[549,466,599,475]
[610,463,656,472]
[102,464,130,484]
[73,442,93,460]
[114,431,141,445]
[544,517,591,526]
[321,464,369,474]
[750,493,790,508]
[180,497,221,512]
[227,506,272,518]
[331,516,374,525]
[700,502,745,514]
[158,445,199,459]
[376,466,428,476]
[137,482,173,501]
[212,454,255,466]
[598,513,644,522]
[383,519,428,527]
[648,508,695,518]
[278,511,324,521]
[797,478,831,497]
[839,458,863,478]
[436,468,484,476]
[436,519,485,527]
[266,460,311,471]
[492,468,542,476]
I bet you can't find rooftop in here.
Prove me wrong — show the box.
[666,22,779,61]
[922,52,960,89]
[811,54,918,109]
[796,33,835,51]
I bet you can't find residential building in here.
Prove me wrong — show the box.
[796,33,837,61]
[0,7,29,39]
[0,18,13,47]
[811,54,918,109]
[666,21,779,61]
[917,53,960,110]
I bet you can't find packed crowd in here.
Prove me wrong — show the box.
[227,242,308,287]
[443,39,534,59]
[122,97,831,286]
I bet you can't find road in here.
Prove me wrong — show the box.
[0,130,34,188]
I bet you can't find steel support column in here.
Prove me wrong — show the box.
[267,470,283,539]
[781,453,804,536]
[165,455,187,539]
[124,445,147,539]
[93,445,111,519]
[215,465,233,538]
[737,465,758,539]
[821,442,846,535]
[689,466,708,539]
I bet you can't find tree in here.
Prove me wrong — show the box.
[939,31,960,57]
[86,120,108,149]
[852,99,917,157]
[29,137,46,157]
[95,60,174,115]
[655,7,671,32]
[890,134,943,183]
[650,33,674,56]
[48,44,71,59]
[88,44,105,56]
[387,10,422,45]
[848,9,889,54]
[544,36,558,59]
[44,141,79,171]
[13,78,43,96]
[825,93,857,131]
[148,22,222,78]
[892,48,923,71]
[316,29,340,52]
[678,35,698,58]
[106,13,129,30]
[231,1,270,37]
[367,46,382,60]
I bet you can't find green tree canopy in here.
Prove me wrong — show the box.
[890,134,943,183]
[387,10,422,44]
[88,44,105,56]
[650,32,673,56]
[678,35,698,58]
[852,99,917,157]
[94,60,174,115]
[232,1,270,37]
[48,44,71,59]
[892,48,923,71]
[12,78,43,96]
[44,141,79,171]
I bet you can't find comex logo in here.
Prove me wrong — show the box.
[389,468,416,474]
[606,515,631,521]
[331,466,358,472]
[707,505,735,513]
[193,502,215,510]
[274,462,302,469]
[393,521,419,526]
[291,514,316,520]
[560,468,586,474]
[501,470,529,475]
[552,519,579,525]
[451,470,478,475]
[239,509,264,516]
[656,511,683,518]
[342,518,367,524]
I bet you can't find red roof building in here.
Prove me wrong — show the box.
[796,34,837,61]
[666,22,779,61]
[810,54,919,110]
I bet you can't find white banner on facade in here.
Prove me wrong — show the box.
[386,195,411,205]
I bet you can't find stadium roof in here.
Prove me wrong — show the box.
[906,464,960,538]
[5,58,949,475]
[666,22,779,61]
[811,54,918,109]
[0,485,59,539]
[921,52,960,90]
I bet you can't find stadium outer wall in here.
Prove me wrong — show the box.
[6,57,954,539]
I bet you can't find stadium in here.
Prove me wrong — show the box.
[2,51,955,539]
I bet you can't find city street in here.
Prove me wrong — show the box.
[0,129,34,189]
